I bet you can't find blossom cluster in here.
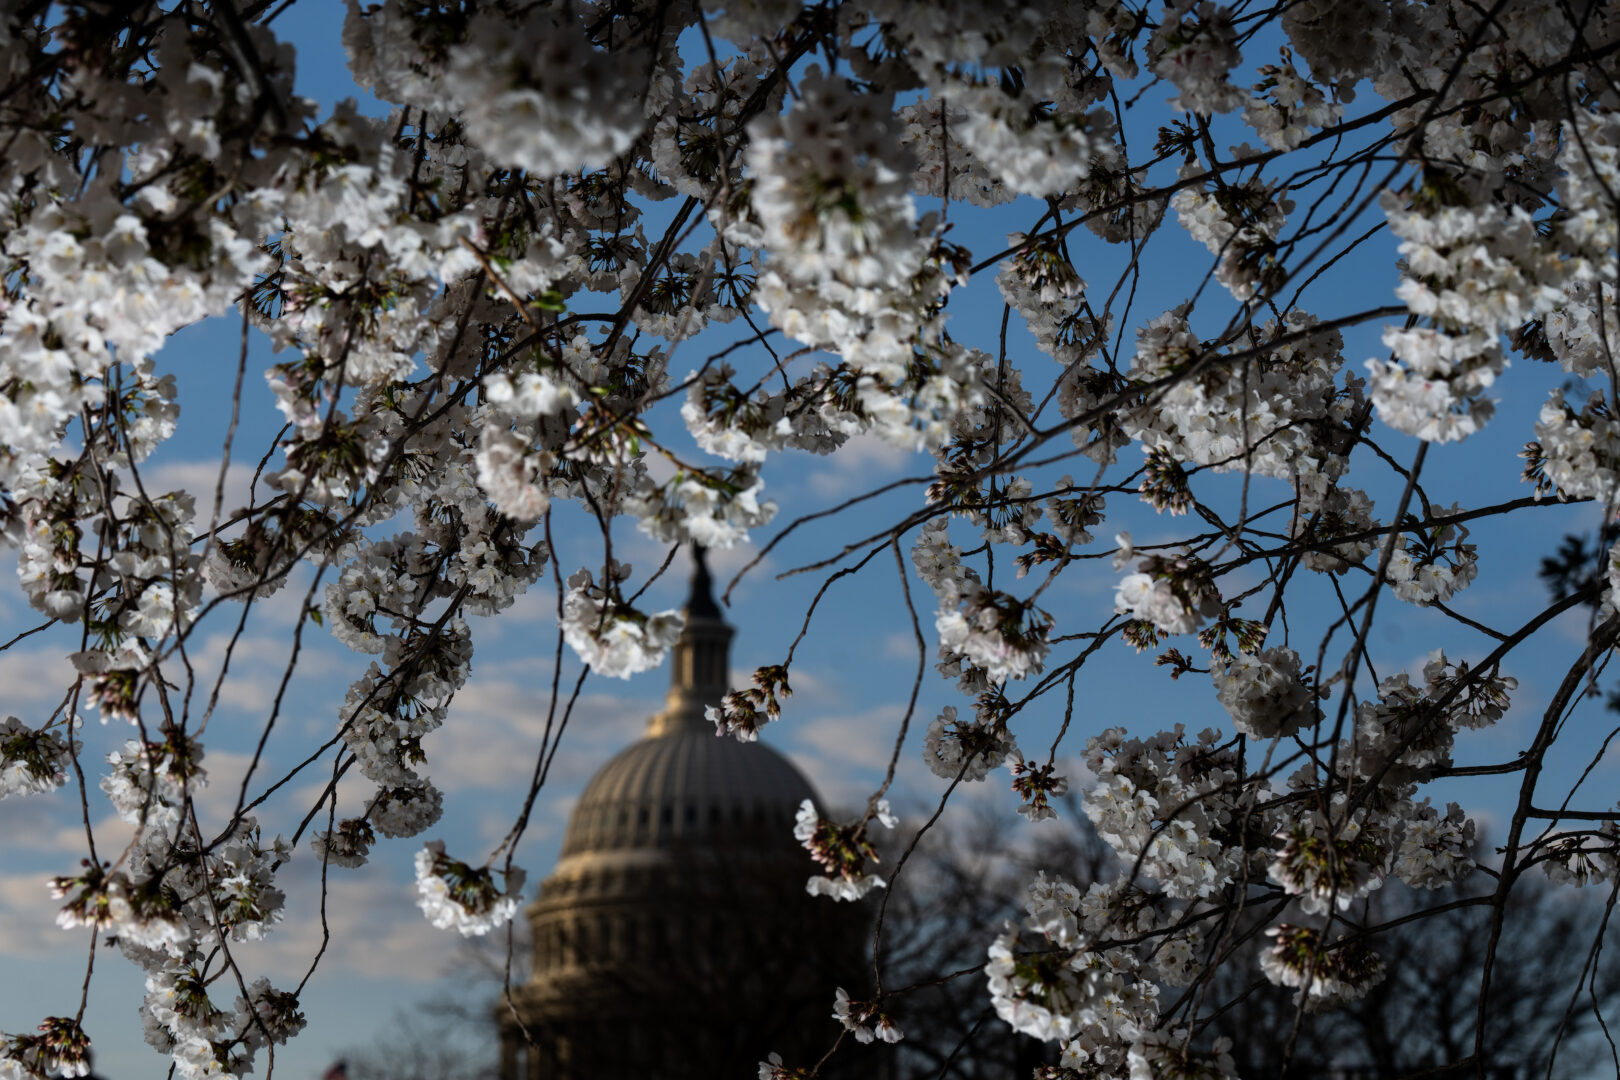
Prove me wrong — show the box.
[793,798,896,901]
[413,841,526,937]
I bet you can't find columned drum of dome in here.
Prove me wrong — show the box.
[498,550,864,1080]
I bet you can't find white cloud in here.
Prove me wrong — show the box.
[477,585,558,628]
[167,628,356,725]
[643,450,678,486]
[0,644,79,711]
[784,702,911,807]
[882,631,925,661]
[806,433,919,499]
[775,664,841,707]
[0,871,71,958]
[139,460,262,525]
[1551,604,1610,647]
[229,867,468,982]
[477,791,575,864]
[430,675,655,793]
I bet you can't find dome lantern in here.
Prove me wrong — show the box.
[646,544,733,738]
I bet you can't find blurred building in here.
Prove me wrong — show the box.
[497,552,866,1080]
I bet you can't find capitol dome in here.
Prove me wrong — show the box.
[555,724,814,862]
[499,551,863,1080]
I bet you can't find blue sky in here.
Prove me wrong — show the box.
[1,5,1617,1077]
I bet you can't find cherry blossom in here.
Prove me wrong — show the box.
[0,1,1615,1073]
[413,841,526,937]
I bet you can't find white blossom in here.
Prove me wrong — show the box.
[413,841,526,937]
[560,568,684,679]
[0,717,69,798]
[1211,646,1318,740]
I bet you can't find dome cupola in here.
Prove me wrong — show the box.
[499,549,855,1080]
[552,546,814,864]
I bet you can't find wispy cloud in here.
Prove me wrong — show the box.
[0,871,68,958]
[0,644,79,714]
[805,433,920,499]
[430,672,656,793]
[783,701,911,807]
[140,460,261,524]
[228,866,469,982]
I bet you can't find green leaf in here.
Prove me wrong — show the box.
[530,289,567,312]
